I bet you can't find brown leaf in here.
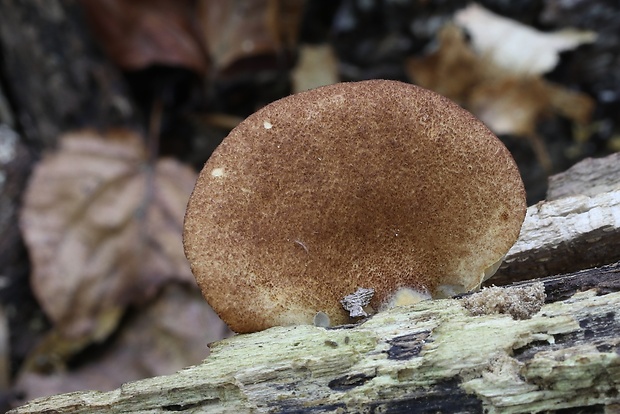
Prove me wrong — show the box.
[468,77,552,137]
[14,284,231,403]
[406,25,594,172]
[80,0,209,71]
[19,130,197,347]
[197,0,305,71]
[406,24,483,104]
[406,25,595,135]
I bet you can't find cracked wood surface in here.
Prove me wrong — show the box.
[492,189,620,285]
[491,153,620,285]
[9,263,620,414]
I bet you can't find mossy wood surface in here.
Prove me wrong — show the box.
[10,263,620,414]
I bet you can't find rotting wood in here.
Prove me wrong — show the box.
[8,264,620,414]
[492,152,620,285]
[491,188,620,285]
[546,152,620,200]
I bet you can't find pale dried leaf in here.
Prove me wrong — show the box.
[15,284,230,403]
[468,77,551,136]
[455,3,596,75]
[407,26,594,138]
[291,44,340,93]
[19,130,196,345]
[406,25,594,172]
[406,24,483,104]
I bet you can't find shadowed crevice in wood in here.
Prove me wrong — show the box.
[366,378,484,414]
[386,330,432,360]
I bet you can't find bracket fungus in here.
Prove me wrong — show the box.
[183,80,526,333]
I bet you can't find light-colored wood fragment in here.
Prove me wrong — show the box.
[547,152,620,200]
[492,188,620,284]
[492,152,620,285]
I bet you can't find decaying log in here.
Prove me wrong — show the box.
[492,189,620,285]
[2,2,618,412]
[546,152,620,201]
[492,153,620,285]
[8,262,620,414]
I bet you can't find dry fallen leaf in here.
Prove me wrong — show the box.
[197,0,305,72]
[291,43,340,93]
[406,25,482,104]
[406,25,594,172]
[468,77,594,138]
[19,130,197,351]
[80,0,209,71]
[15,284,230,403]
[455,3,596,76]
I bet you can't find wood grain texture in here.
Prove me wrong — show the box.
[491,188,620,285]
[547,152,620,200]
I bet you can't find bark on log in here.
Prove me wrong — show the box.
[8,262,620,414]
[491,189,620,285]
[546,152,620,201]
[492,153,620,285]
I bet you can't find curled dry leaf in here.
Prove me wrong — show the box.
[19,130,197,346]
[406,25,594,171]
[80,0,209,71]
[15,284,230,403]
[455,3,596,76]
[468,77,594,137]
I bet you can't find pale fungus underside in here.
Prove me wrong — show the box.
[183,80,526,333]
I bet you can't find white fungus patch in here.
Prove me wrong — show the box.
[341,287,375,318]
[461,283,546,320]
[263,121,273,129]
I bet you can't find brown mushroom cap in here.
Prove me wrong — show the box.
[183,80,526,333]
